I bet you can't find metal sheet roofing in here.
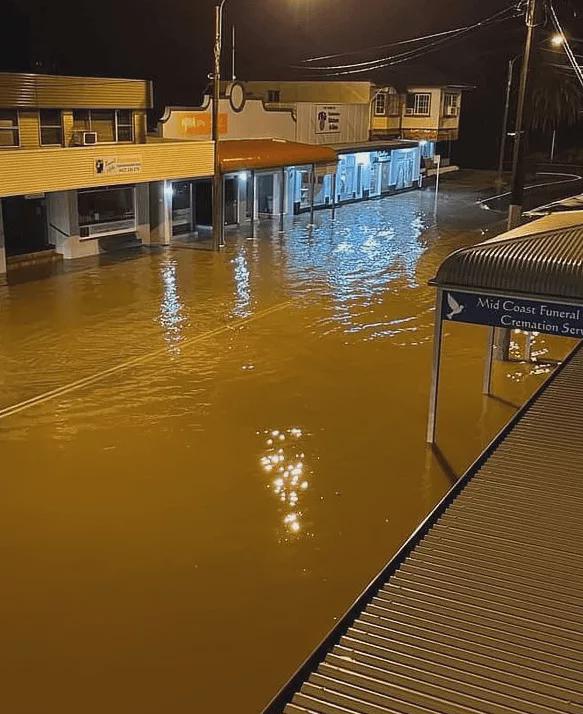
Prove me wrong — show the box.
[265,343,583,713]
[218,139,337,173]
[431,213,583,302]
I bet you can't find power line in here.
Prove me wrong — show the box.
[294,4,521,76]
[549,0,583,88]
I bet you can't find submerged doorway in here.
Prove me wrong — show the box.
[2,195,50,256]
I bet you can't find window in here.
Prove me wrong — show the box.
[72,109,133,143]
[443,93,460,117]
[267,90,280,103]
[78,186,135,227]
[40,110,63,146]
[387,94,400,116]
[374,93,387,116]
[116,110,133,142]
[0,110,19,148]
[406,93,431,116]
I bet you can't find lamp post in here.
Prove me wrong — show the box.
[212,0,227,251]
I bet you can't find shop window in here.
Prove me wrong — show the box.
[267,90,281,103]
[40,110,63,146]
[406,93,431,116]
[0,110,19,148]
[78,186,135,227]
[374,93,387,116]
[72,109,133,143]
[443,93,460,117]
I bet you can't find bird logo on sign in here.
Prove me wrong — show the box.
[446,293,464,320]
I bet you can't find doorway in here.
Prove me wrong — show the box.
[195,181,213,227]
[172,182,193,236]
[257,174,274,216]
[224,177,238,225]
[2,196,50,256]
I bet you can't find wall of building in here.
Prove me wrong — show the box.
[295,103,370,145]
[0,141,214,198]
[242,81,373,104]
[401,88,442,132]
[160,99,296,142]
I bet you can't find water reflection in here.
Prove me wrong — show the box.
[232,254,252,318]
[159,259,185,351]
[259,427,310,540]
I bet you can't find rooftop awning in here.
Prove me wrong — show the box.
[431,212,583,303]
[218,139,337,173]
[329,139,418,154]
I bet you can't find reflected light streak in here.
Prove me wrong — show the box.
[258,427,311,540]
[232,255,252,318]
[159,260,185,352]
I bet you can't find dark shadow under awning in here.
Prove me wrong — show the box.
[431,212,583,303]
[218,139,337,173]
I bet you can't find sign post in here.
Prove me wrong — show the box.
[426,290,445,445]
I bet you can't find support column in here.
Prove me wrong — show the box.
[426,290,445,445]
[250,170,256,238]
[483,327,495,396]
[0,200,6,275]
[331,173,337,220]
[279,168,285,232]
[494,327,511,362]
[135,183,151,245]
[149,180,172,246]
[309,163,316,226]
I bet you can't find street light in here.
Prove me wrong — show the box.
[212,0,228,251]
[551,32,565,47]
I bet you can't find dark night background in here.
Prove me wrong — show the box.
[1,0,581,168]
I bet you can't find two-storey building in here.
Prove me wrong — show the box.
[0,72,214,274]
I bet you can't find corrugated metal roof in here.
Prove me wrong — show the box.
[432,214,583,302]
[265,343,583,713]
[219,139,337,172]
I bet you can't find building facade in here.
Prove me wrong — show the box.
[0,72,214,273]
[160,80,425,231]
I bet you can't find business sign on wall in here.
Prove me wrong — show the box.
[179,113,228,137]
[442,290,583,338]
[315,105,342,134]
[94,156,142,177]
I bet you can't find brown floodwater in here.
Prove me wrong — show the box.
[0,176,574,713]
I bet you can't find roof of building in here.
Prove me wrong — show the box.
[218,139,337,172]
[0,72,152,109]
[431,212,583,302]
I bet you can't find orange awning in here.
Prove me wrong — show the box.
[218,139,337,173]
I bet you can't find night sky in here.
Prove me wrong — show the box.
[1,1,581,167]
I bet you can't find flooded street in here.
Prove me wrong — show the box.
[0,173,572,713]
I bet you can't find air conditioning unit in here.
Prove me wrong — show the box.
[72,131,98,146]
[405,108,414,116]
[445,107,458,117]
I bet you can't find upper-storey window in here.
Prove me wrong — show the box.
[0,110,19,148]
[374,93,387,116]
[73,109,134,143]
[387,94,400,116]
[40,110,63,146]
[267,90,281,103]
[406,92,431,117]
[443,93,460,117]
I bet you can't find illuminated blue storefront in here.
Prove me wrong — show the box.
[289,140,422,214]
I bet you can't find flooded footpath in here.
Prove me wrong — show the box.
[0,172,574,713]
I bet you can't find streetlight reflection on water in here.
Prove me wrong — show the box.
[259,427,311,539]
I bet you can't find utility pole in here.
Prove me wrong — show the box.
[496,57,518,189]
[212,1,227,251]
[507,0,539,229]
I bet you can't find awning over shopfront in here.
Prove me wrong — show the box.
[329,139,418,154]
[218,139,337,173]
